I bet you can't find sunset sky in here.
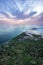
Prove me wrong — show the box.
[0,0,43,33]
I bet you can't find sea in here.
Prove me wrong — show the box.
[0,25,43,43]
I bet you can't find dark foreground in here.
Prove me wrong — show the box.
[0,32,43,65]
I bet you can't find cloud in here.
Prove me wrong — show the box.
[0,12,43,26]
[0,0,43,27]
[38,13,43,22]
[0,0,43,20]
[0,11,16,18]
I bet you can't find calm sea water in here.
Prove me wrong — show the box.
[0,25,43,43]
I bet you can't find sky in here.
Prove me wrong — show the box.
[0,0,43,32]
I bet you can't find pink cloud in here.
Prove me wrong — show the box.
[0,14,43,26]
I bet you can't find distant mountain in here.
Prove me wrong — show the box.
[31,28,38,30]
[0,31,43,65]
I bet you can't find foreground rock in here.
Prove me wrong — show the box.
[0,32,43,65]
